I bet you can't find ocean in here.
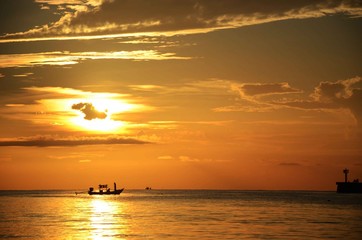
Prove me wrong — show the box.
[0,190,361,239]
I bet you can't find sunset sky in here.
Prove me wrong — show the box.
[0,0,361,190]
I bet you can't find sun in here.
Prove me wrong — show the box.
[69,95,135,133]
[22,87,147,133]
[72,117,124,132]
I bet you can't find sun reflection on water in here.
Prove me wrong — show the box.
[88,197,127,239]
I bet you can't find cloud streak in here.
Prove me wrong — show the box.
[2,0,361,42]
[0,135,149,147]
[239,82,302,97]
[0,50,190,68]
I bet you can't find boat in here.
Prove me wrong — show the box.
[88,182,124,195]
[336,168,362,193]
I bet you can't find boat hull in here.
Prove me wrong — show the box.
[88,188,124,195]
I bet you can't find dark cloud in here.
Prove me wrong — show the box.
[312,77,362,122]
[312,77,359,102]
[2,0,361,40]
[58,0,362,33]
[279,162,302,167]
[0,136,148,147]
[72,102,107,120]
[341,88,362,123]
[0,0,61,35]
[240,82,301,96]
[276,77,362,123]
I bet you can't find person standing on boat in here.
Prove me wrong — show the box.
[114,182,116,191]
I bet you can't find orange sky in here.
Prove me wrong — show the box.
[0,0,361,190]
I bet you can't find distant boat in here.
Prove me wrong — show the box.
[88,182,124,195]
[336,168,362,193]
[145,187,152,190]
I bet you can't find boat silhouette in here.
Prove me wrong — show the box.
[88,182,124,195]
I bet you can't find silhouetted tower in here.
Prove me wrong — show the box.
[343,168,349,183]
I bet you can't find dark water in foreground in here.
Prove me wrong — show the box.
[0,190,361,239]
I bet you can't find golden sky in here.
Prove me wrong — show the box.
[0,0,361,190]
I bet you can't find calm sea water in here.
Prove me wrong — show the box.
[0,190,361,239]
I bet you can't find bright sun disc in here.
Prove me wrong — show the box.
[71,117,124,132]
[69,96,135,132]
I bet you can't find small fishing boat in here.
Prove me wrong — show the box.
[88,182,124,195]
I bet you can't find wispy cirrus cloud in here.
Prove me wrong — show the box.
[239,82,302,97]
[180,79,301,113]
[0,50,190,68]
[157,155,173,160]
[2,0,361,42]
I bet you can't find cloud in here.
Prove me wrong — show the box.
[275,76,362,123]
[158,155,173,160]
[179,155,200,162]
[311,77,360,102]
[239,82,302,97]
[128,84,166,91]
[24,86,127,98]
[202,77,362,124]
[344,88,362,124]
[13,72,34,78]
[185,79,302,100]
[79,159,91,163]
[213,104,277,113]
[278,162,302,167]
[2,0,361,42]
[72,102,107,120]
[274,100,335,110]
[0,135,148,147]
[178,155,229,163]
[35,0,102,5]
[308,77,361,116]
[187,79,293,113]
[0,50,190,68]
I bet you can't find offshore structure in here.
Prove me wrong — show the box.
[336,168,362,193]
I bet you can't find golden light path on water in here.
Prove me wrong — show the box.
[1,191,361,239]
[88,198,127,239]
